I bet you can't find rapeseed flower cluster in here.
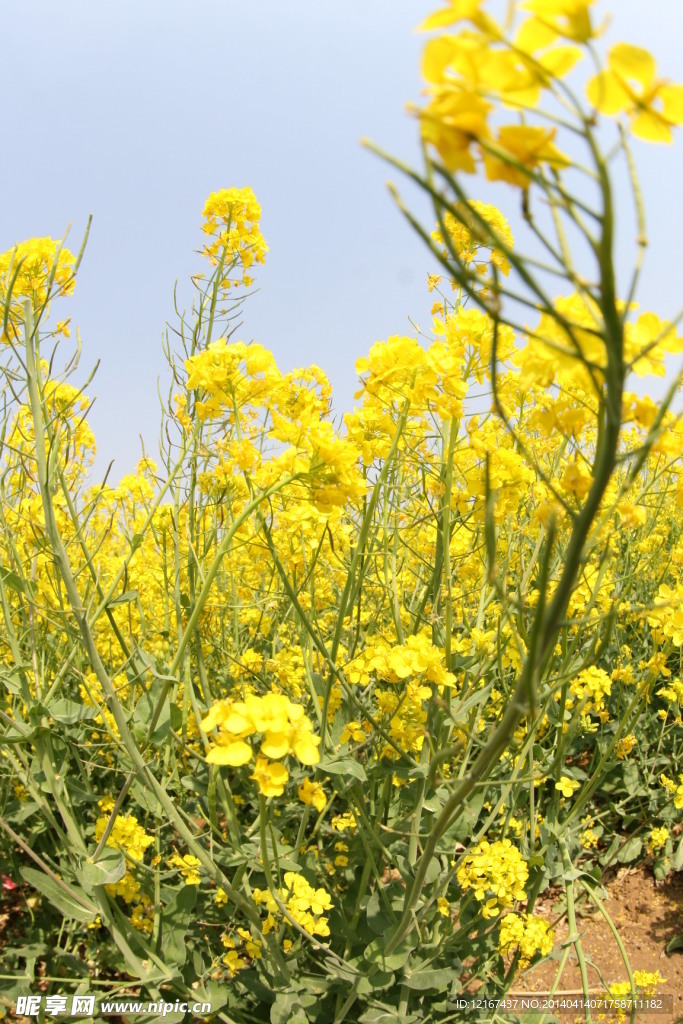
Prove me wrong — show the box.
[456,839,529,918]
[660,773,683,810]
[252,872,334,939]
[345,634,456,688]
[184,339,365,510]
[200,693,320,797]
[568,666,612,728]
[431,200,514,282]
[647,827,669,854]
[168,853,202,885]
[221,928,263,974]
[609,972,666,1022]
[93,801,155,917]
[646,584,683,645]
[201,186,268,288]
[417,0,683,190]
[615,734,637,759]
[297,777,327,812]
[498,912,553,967]
[94,803,154,863]
[0,237,76,341]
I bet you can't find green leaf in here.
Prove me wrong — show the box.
[673,836,683,872]
[364,936,414,971]
[318,757,367,783]
[183,979,229,1013]
[2,942,50,959]
[106,589,139,607]
[366,890,393,936]
[448,785,485,841]
[585,863,603,883]
[271,993,307,1024]
[319,959,358,984]
[403,965,456,991]
[310,672,325,699]
[48,698,99,725]
[0,566,33,596]
[10,800,40,823]
[653,856,671,881]
[423,856,442,884]
[359,1010,420,1024]
[159,885,197,968]
[356,969,395,994]
[600,835,620,866]
[0,667,26,695]
[394,855,415,886]
[20,867,98,921]
[51,949,90,976]
[180,774,208,796]
[422,792,444,813]
[622,762,640,796]
[616,836,642,864]
[130,780,163,817]
[82,848,127,887]
[133,681,171,746]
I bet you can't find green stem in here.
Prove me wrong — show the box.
[559,837,592,1024]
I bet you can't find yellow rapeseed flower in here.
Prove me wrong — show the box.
[298,778,327,812]
[498,911,553,966]
[457,838,528,917]
[556,776,580,798]
[250,755,289,797]
[168,853,202,885]
[587,44,683,143]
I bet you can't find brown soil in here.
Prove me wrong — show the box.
[519,866,683,1022]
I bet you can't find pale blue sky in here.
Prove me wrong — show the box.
[4,1,683,478]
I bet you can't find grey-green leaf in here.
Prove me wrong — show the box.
[20,867,98,921]
[82,848,127,887]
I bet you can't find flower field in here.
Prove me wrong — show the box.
[1,1,682,1022]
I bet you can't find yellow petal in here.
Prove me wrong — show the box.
[660,84,683,126]
[418,0,500,36]
[515,15,557,53]
[207,740,253,766]
[609,43,656,89]
[522,0,596,43]
[631,109,672,143]
[483,150,526,186]
[422,36,456,84]
[538,44,583,80]
[418,0,480,31]
[223,710,254,735]
[501,82,542,110]
[293,736,321,765]
[260,731,290,759]
[586,70,629,115]
[268,762,289,784]
[419,4,469,31]
[200,706,223,733]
